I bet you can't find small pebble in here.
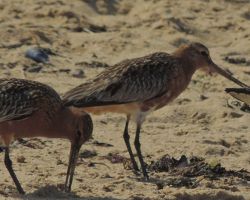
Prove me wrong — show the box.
[156,182,164,190]
[17,156,26,163]
[25,47,49,63]
[200,94,209,100]
[56,159,63,165]
[25,65,43,73]
[71,69,85,78]
[102,185,113,192]
[88,162,95,167]
[79,149,97,158]
[229,112,243,118]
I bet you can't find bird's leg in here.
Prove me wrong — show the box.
[4,147,25,194]
[123,115,139,172]
[134,123,149,180]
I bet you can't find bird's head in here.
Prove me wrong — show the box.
[177,42,217,74]
[175,42,248,88]
[188,43,215,74]
[62,108,93,192]
[73,111,93,146]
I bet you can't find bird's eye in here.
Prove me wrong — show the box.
[200,51,208,56]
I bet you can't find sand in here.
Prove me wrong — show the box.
[0,0,249,199]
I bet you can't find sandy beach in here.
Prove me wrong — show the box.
[0,0,249,199]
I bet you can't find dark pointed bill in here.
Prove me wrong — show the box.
[64,143,81,192]
[211,63,249,88]
[225,88,250,105]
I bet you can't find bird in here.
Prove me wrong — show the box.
[225,87,250,105]
[62,42,249,180]
[0,78,93,194]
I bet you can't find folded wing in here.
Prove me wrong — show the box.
[63,52,181,107]
[0,79,61,122]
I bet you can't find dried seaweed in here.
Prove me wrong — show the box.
[92,140,113,147]
[79,149,97,158]
[104,153,128,164]
[149,155,250,181]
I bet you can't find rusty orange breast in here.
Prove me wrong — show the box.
[141,68,192,112]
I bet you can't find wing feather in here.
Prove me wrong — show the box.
[63,52,181,107]
[0,79,61,122]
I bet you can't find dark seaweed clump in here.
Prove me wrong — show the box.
[149,154,250,180]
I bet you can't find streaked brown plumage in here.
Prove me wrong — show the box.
[63,42,249,180]
[0,78,93,194]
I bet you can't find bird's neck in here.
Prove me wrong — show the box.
[173,48,198,78]
[181,57,197,79]
[50,108,76,141]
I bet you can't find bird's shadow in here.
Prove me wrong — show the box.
[12,185,121,200]
[132,177,245,200]
[132,175,199,189]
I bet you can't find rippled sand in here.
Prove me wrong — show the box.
[0,0,249,199]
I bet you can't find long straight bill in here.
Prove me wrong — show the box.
[212,63,249,88]
[65,143,81,192]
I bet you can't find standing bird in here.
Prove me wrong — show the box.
[0,78,93,194]
[225,87,250,105]
[63,43,248,180]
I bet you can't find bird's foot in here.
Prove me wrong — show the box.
[133,167,150,180]
[143,174,150,181]
[132,169,141,176]
[18,188,25,195]
[141,166,150,181]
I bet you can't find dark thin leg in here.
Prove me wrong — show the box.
[4,147,25,194]
[134,123,149,180]
[123,115,139,172]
